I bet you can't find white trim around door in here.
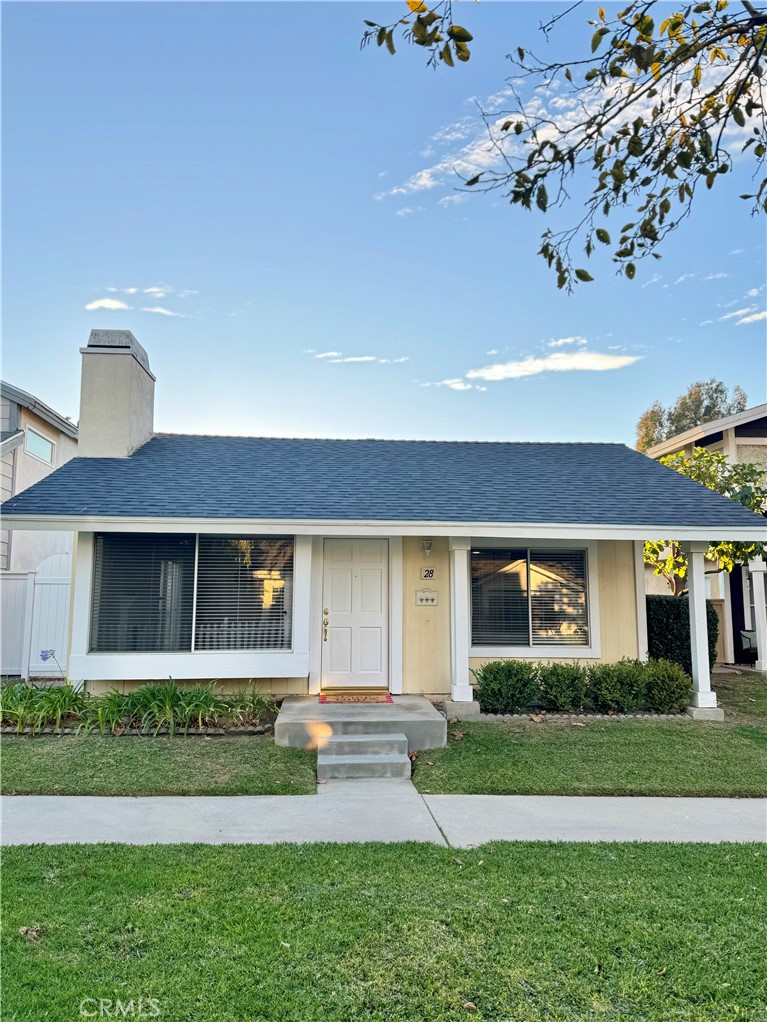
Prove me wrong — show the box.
[309,537,402,694]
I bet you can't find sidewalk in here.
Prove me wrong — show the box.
[3,783,765,845]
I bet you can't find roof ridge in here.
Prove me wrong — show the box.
[151,432,628,447]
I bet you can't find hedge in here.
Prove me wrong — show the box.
[646,594,718,676]
[472,658,692,715]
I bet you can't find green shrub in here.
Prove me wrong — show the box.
[537,662,588,712]
[587,659,646,713]
[472,660,538,714]
[646,595,718,676]
[643,658,691,713]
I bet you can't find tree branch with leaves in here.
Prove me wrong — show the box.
[363,1,767,289]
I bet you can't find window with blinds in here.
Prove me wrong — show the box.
[90,534,195,651]
[471,548,589,647]
[90,533,294,653]
[194,537,293,650]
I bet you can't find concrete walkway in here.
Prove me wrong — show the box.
[2,784,765,846]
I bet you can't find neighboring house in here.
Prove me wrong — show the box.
[646,404,767,670]
[3,331,765,715]
[1,381,79,571]
[1,382,79,678]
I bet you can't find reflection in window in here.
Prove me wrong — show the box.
[195,537,293,650]
[26,428,54,464]
[471,548,589,647]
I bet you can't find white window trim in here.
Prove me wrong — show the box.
[24,426,56,466]
[468,538,602,660]
[69,532,312,681]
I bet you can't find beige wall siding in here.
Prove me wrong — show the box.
[7,408,78,573]
[598,540,639,661]
[402,536,452,695]
[85,677,309,697]
[0,448,14,569]
[469,540,639,677]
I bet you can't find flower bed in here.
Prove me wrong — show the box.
[0,679,275,736]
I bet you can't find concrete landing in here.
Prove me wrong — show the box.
[275,695,447,752]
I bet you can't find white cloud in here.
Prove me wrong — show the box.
[142,306,185,317]
[327,355,378,363]
[465,350,641,382]
[395,206,424,217]
[546,336,587,349]
[641,273,662,288]
[85,298,131,311]
[315,351,342,359]
[736,310,767,325]
[144,286,171,298]
[745,287,763,298]
[486,349,498,355]
[390,357,411,363]
[719,306,757,321]
[704,272,728,281]
[423,378,488,392]
[438,194,469,207]
[699,319,713,326]
[674,273,697,285]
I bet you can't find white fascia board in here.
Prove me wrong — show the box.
[646,402,767,458]
[3,514,766,542]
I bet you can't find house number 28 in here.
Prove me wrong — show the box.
[420,567,436,580]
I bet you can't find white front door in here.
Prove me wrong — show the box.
[321,539,389,689]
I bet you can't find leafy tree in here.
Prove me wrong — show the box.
[644,446,767,594]
[635,378,747,450]
[362,1,767,289]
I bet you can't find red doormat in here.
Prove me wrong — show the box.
[319,692,393,704]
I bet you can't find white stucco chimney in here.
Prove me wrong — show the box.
[78,330,155,458]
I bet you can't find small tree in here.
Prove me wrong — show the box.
[645,447,767,594]
[635,379,748,451]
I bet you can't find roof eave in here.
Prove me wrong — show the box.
[3,513,765,543]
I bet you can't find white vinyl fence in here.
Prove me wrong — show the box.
[1,555,71,679]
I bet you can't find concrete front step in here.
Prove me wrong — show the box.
[275,695,447,751]
[321,733,408,757]
[317,752,412,780]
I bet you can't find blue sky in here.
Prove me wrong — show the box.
[3,1,765,445]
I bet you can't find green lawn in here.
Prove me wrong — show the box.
[3,842,765,1022]
[0,734,316,796]
[412,720,767,796]
[715,671,767,722]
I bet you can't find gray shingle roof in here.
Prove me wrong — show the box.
[2,434,765,529]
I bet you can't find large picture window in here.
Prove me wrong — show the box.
[471,548,589,647]
[90,533,293,653]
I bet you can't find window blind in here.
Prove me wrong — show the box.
[471,547,589,647]
[194,537,293,650]
[90,534,195,652]
[529,550,588,646]
[471,548,530,645]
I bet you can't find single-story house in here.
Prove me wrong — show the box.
[3,331,765,716]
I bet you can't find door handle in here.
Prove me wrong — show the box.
[322,617,329,641]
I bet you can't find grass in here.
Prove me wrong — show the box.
[0,735,316,796]
[412,720,767,796]
[715,671,767,723]
[3,842,765,1021]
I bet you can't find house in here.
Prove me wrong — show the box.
[646,404,767,670]
[3,331,765,719]
[1,380,79,571]
[1,382,79,679]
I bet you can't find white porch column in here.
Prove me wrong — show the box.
[67,532,94,690]
[682,541,719,714]
[748,557,767,673]
[448,537,474,704]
